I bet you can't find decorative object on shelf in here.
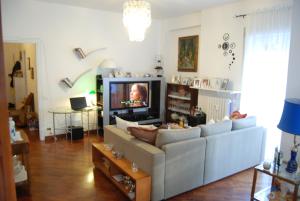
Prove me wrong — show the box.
[273,147,283,170]
[277,98,300,173]
[262,161,271,170]
[123,0,151,42]
[131,162,138,172]
[112,150,124,159]
[103,143,113,151]
[73,47,107,59]
[172,75,181,84]
[178,35,199,72]
[170,113,179,121]
[218,33,236,70]
[154,55,163,77]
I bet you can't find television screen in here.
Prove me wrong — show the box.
[110,82,149,110]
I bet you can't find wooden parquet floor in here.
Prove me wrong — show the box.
[17,130,270,201]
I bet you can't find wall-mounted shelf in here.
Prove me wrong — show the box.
[190,87,240,94]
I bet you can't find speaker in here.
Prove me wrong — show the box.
[67,126,84,140]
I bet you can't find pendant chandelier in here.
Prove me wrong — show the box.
[123,0,151,42]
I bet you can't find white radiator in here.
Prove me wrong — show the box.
[198,96,231,122]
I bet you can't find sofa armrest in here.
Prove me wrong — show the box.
[104,125,165,201]
[161,137,206,199]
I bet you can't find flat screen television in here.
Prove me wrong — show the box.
[110,82,149,110]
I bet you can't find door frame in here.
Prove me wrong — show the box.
[0,1,17,200]
[4,38,47,141]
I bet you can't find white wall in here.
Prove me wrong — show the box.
[2,0,161,140]
[161,0,292,91]
[280,0,300,161]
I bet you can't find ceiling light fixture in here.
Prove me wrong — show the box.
[123,0,151,42]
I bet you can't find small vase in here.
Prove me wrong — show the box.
[286,150,298,173]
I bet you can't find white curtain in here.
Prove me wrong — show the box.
[241,7,292,160]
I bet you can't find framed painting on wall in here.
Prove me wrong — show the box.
[178,35,199,72]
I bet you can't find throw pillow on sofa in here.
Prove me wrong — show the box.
[155,127,201,148]
[232,116,256,130]
[115,116,138,133]
[127,125,158,145]
[200,120,232,137]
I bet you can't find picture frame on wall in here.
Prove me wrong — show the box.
[178,35,199,72]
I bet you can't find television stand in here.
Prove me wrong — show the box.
[110,111,161,125]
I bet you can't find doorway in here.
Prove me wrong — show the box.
[3,42,39,136]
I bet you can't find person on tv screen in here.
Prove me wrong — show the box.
[130,84,147,107]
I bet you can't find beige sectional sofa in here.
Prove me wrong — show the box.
[103,117,266,201]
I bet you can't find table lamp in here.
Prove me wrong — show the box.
[277,98,300,173]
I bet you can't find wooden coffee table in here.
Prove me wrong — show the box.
[92,143,151,201]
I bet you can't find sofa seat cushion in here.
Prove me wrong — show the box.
[232,116,256,130]
[200,120,232,137]
[127,125,158,145]
[115,116,138,133]
[155,127,201,148]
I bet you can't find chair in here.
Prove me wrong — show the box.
[9,93,35,127]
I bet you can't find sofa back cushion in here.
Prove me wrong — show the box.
[155,127,201,148]
[127,125,158,145]
[232,116,256,130]
[200,120,232,137]
[115,116,138,133]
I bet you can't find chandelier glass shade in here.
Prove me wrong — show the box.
[123,0,151,42]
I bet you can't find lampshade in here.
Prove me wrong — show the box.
[278,98,300,135]
[123,0,151,42]
[99,59,117,69]
[89,90,96,95]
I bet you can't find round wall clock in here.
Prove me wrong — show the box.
[223,33,230,41]
[222,42,229,50]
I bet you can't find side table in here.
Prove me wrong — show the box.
[251,163,300,201]
[92,143,151,201]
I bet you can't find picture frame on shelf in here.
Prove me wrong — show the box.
[193,79,201,88]
[200,79,210,88]
[220,79,229,90]
[210,78,222,90]
[181,77,192,85]
[172,75,181,84]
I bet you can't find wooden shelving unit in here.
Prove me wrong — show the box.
[96,75,104,135]
[92,143,151,201]
[166,83,198,123]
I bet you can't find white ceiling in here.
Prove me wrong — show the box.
[34,0,241,18]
